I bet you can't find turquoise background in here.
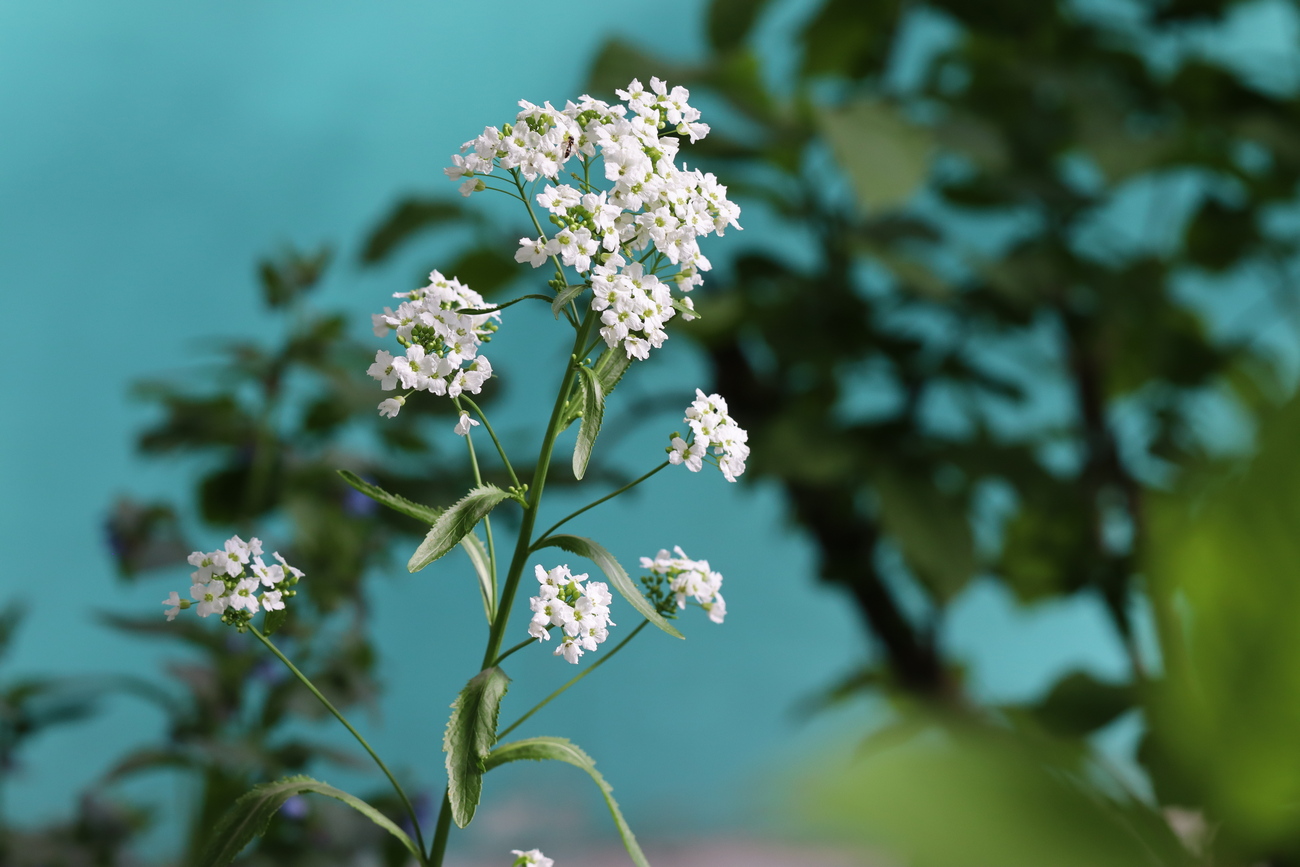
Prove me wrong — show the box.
[0,0,1148,858]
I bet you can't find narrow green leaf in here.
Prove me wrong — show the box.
[337,470,441,524]
[197,775,419,867]
[707,0,773,52]
[573,366,605,481]
[409,485,512,573]
[485,737,650,867]
[551,282,588,319]
[460,532,496,624]
[534,534,682,639]
[444,667,511,828]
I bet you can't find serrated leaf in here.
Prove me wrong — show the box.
[533,534,682,639]
[197,775,419,867]
[485,737,649,867]
[337,470,441,525]
[551,283,588,319]
[573,366,605,480]
[461,532,496,624]
[409,485,513,573]
[444,667,511,828]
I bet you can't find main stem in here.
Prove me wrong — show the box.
[250,627,429,864]
[480,308,595,669]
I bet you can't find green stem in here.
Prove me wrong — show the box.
[534,461,670,546]
[512,169,568,287]
[480,309,596,670]
[250,626,428,864]
[462,396,521,489]
[429,790,453,866]
[498,621,650,740]
[493,634,539,666]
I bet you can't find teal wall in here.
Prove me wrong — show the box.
[0,1,1133,858]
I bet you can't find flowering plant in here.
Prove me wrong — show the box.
[163,79,745,867]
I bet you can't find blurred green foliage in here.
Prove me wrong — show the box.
[589,0,1300,864]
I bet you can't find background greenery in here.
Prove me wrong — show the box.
[5,0,1300,864]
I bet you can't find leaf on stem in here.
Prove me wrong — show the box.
[562,348,632,430]
[534,534,683,639]
[485,736,650,867]
[551,283,588,319]
[197,775,420,867]
[573,366,605,481]
[444,666,511,828]
[262,606,287,636]
[461,531,496,624]
[409,484,513,573]
[337,470,441,524]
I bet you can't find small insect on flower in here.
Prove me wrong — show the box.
[561,133,575,160]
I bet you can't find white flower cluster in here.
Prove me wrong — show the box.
[368,270,498,425]
[511,850,553,867]
[445,77,742,361]
[526,564,615,664]
[668,389,749,482]
[640,546,726,624]
[162,535,303,628]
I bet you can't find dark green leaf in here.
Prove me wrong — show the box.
[197,775,419,866]
[1027,671,1133,738]
[485,736,649,867]
[444,667,511,828]
[409,484,514,572]
[533,534,682,639]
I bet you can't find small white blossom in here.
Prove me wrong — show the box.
[640,546,727,623]
[511,849,554,867]
[669,389,749,482]
[526,564,614,664]
[169,536,304,628]
[161,591,186,621]
[378,396,404,418]
[454,411,480,437]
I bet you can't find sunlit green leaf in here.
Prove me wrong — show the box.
[444,667,510,828]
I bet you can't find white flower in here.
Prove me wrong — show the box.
[640,545,727,623]
[367,350,400,390]
[228,577,261,613]
[161,591,186,621]
[261,589,285,611]
[527,565,613,663]
[515,236,550,268]
[511,849,554,867]
[378,396,404,418]
[669,390,749,482]
[454,411,480,437]
[191,579,229,618]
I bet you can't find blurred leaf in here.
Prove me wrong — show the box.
[707,0,773,52]
[443,245,520,298]
[1024,670,1133,738]
[258,246,331,309]
[819,101,931,211]
[587,39,696,99]
[444,667,510,828]
[196,775,419,866]
[874,467,975,602]
[485,737,649,867]
[104,498,191,577]
[361,199,464,264]
[1145,395,1300,854]
[800,718,1188,867]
